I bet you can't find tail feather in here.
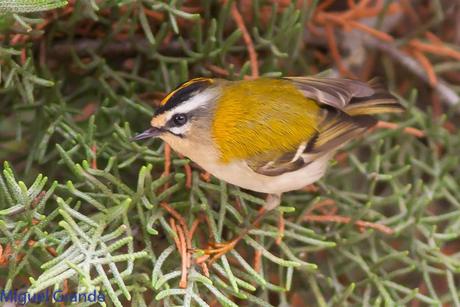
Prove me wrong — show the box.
[344,78,404,116]
[307,79,404,154]
[344,79,405,116]
[345,98,405,116]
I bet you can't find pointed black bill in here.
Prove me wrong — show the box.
[131,127,162,141]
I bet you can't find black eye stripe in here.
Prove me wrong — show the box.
[155,80,212,116]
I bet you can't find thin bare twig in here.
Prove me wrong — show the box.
[375,120,426,138]
[230,2,259,78]
[304,214,394,235]
[362,36,459,107]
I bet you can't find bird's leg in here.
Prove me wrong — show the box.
[203,193,281,262]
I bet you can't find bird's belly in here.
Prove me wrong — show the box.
[198,154,332,194]
[166,139,332,194]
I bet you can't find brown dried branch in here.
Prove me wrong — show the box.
[304,214,394,235]
[230,2,259,78]
[362,35,459,107]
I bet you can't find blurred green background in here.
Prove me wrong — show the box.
[0,0,459,306]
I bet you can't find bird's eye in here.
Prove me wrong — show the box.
[172,113,187,126]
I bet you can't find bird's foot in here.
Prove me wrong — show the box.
[201,193,282,263]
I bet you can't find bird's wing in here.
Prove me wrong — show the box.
[246,141,315,177]
[246,111,376,176]
[247,77,400,177]
[284,76,375,109]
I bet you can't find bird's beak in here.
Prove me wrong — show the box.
[131,127,162,141]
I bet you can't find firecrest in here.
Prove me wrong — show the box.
[134,76,403,211]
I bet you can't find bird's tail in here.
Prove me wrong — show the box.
[344,79,405,116]
[309,80,404,154]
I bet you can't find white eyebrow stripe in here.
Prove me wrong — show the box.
[167,90,214,116]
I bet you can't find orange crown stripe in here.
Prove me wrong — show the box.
[160,77,214,106]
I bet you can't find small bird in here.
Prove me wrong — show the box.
[134,76,403,256]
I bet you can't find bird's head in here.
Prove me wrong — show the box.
[133,78,219,146]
